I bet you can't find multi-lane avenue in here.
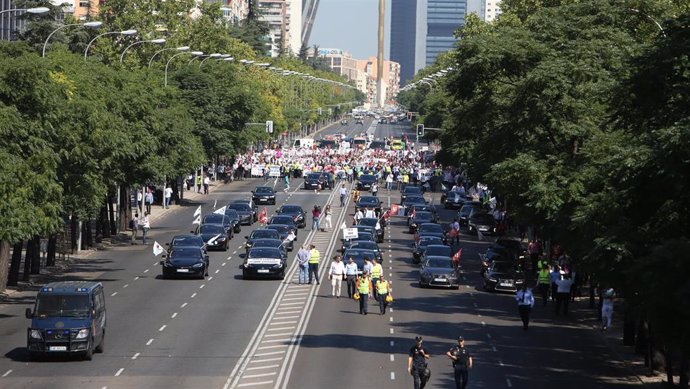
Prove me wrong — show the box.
[0,119,641,389]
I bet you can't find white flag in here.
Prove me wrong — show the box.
[193,205,202,217]
[213,199,217,209]
[206,234,222,246]
[340,222,347,230]
[193,215,201,225]
[214,205,227,215]
[152,241,165,256]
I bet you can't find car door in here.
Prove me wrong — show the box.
[93,288,106,344]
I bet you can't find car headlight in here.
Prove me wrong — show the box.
[75,328,89,339]
[30,329,42,340]
[192,263,204,268]
[246,243,252,247]
[489,278,497,282]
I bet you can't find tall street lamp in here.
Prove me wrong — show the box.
[165,51,203,87]
[42,21,103,58]
[120,38,166,63]
[0,7,50,16]
[148,46,190,68]
[198,53,222,66]
[84,29,138,60]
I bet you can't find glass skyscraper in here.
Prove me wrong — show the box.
[390,0,418,85]
[426,0,466,65]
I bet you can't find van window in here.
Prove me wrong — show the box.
[94,291,104,312]
[35,295,90,318]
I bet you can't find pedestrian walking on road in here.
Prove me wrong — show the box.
[141,212,150,244]
[408,336,431,389]
[312,205,321,231]
[356,272,372,314]
[163,185,173,209]
[308,244,320,285]
[195,175,202,192]
[537,265,551,306]
[550,265,561,302]
[371,258,383,301]
[339,184,348,207]
[144,189,153,214]
[601,287,615,330]
[322,205,332,231]
[371,182,378,197]
[376,274,390,314]
[345,256,358,298]
[296,245,310,285]
[283,174,290,192]
[328,255,345,298]
[554,274,574,316]
[446,336,472,389]
[130,213,139,245]
[203,175,210,194]
[516,284,535,330]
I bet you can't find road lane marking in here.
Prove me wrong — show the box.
[390,328,394,334]
[481,321,486,326]
[144,269,149,273]
[191,292,197,298]
[389,317,393,322]
[246,364,280,370]
[114,368,124,376]
[242,372,276,379]
[181,302,188,308]
[171,312,178,319]
[111,292,118,297]
[391,372,395,380]
[390,341,394,347]
[2,369,12,377]
[208,276,213,281]
[215,269,220,274]
[134,276,139,281]
[123,284,129,288]
[253,351,286,357]
[222,262,227,267]
[390,308,393,312]
[146,338,154,346]
[264,332,293,337]
[200,284,205,289]
[492,346,498,352]
[159,325,167,332]
[390,354,395,362]
[507,378,513,387]
[237,381,274,387]
[132,353,140,360]
[249,357,282,363]
[268,327,295,331]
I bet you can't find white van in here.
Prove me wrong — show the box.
[292,138,314,149]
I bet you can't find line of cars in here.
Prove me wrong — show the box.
[442,189,500,236]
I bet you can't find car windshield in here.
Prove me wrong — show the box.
[225,210,240,219]
[171,236,203,247]
[419,237,443,246]
[266,225,289,234]
[200,224,225,234]
[403,187,422,195]
[249,248,282,259]
[358,196,379,206]
[203,214,226,224]
[252,239,283,248]
[350,242,378,251]
[426,258,453,268]
[405,196,426,204]
[369,141,385,149]
[35,294,90,318]
[170,248,202,259]
[493,262,517,273]
[348,232,373,241]
[358,218,378,227]
[271,216,295,224]
[229,203,250,211]
[344,249,375,262]
[460,205,481,215]
[360,175,376,182]
[307,173,322,180]
[472,213,495,223]
[496,240,523,251]
[414,212,432,221]
[419,224,443,234]
[426,246,451,256]
[250,230,279,239]
[255,187,273,194]
[281,206,302,214]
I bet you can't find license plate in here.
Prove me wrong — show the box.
[177,269,190,273]
[479,228,489,232]
[500,282,513,287]
[49,346,67,351]
[434,278,445,282]
[257,269,269,273]
[259,198,268,202]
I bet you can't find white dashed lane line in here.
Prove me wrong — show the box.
[507,378,513,387]
[389,354,395,362]
[134,276,139,281]
[146,338,154,346]
[2,369,12,377]
[159,325,167,332]
[180,302,188,308]
[111,292,118,297]
[123,284,129,288]
[114,368,124,377]
[143,269,149,273]
[215,269,220,274]
[200,284,205,289]
[171,312,178,319]
[191,292,197,298]
[132,353,140,360]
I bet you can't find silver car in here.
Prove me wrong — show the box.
[419,256,460,289]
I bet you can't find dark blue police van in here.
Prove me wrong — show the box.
[25,281,106,360]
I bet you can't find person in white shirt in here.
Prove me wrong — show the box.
[516,285,535,330]
[601,288,615,330]
[354,208,364,224]
[344,257,359,298]
[555,274,574,316]
[203,175,210,194]
[163,185,173,209]
[141,212,151,245]
[328,255,345,298]
[364,207,376,219]
[339,184,348,207]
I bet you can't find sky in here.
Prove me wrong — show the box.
[309,0,391,60]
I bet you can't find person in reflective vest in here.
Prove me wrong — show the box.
[376,275,390,315]
[537,266,551,306]
[308,245,320,285]
[371,258,383,301]
[356,272,372,315]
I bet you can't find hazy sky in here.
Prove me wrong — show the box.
[309,0,391,60]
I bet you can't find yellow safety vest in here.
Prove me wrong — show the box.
[403,175,409,183]
[538,269,550,284]
[309,249,320,264]
[371,264,382,279]
[358,277,371,293]
[376,280,389,294]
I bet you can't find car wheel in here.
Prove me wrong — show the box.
[224,242,229,252]
[279,270,285,280]
[242,270,249,280]
[95,331,105,353]
[418,281,425,288]
[83,342,93,361]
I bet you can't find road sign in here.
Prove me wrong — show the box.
[343,228,359,240]
[266,120,274,133]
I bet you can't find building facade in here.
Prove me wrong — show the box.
[425,0,466,66]
[217,0,250,24]
[390,0,417,85]
[356,56,400,106]
[258,0,301,57]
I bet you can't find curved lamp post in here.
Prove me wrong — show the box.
[0,7,49,16]
[198,53,222,66]
[119,38,166,63]
[628,8,667,38]
[84,29,138,60]
[148,46,190,68]
[42,21,103,58]
[165,51,203,87]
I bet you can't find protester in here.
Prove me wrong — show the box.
[328,255,345,298]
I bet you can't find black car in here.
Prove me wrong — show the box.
[304,172,333,190]
[244,228,280,250]
[348,241,383,263]
[407,204,439,222]
[357,217,384,243]
[341,231,375,252]
[404,196,427,214]
[443,191,468,209]
[468,212,497,235]
[161,247,209,279]
[224,209,242,233]
[242,247,287,280]
[413,236,446,263]
[246,238,288,260]
[483,261,526,293]
[356,196,382,215]
[202,214,234,237]
[275,204,307,228]
[318,139,338,149]
[419,256,460,289]
[167,234,206,252]
[457,202,484,225]
[269,215,299,236]
[252,186,276,205]
[357,174,377,191]
[265,224,295,251]
[400,186,423,204]
[196,224,231,251]
[228,202,254,225]
[342,248,378,274]
[369,140,386,150]
[408,211,435,234]
[421,244,452,264]
[414,223,446,244]
[232,200,258,222]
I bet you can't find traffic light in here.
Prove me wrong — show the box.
[416,124,424,137]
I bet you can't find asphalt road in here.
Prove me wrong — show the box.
[0,121,640,389]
